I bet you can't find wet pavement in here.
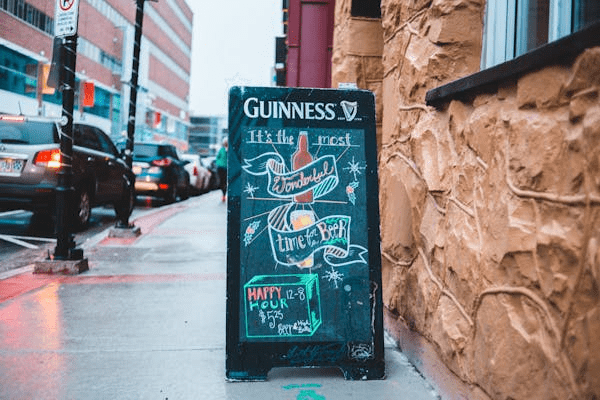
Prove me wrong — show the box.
[0,191,439,400]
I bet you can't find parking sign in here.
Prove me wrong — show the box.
[54,0,80,37]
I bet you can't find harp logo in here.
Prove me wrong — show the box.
[340,101,358,122]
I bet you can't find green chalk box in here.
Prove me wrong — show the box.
[244,274,322,339]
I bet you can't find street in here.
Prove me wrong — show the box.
[0,190,439,400]
[0,196,196,273]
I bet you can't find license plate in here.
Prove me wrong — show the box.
[0,157,25,176]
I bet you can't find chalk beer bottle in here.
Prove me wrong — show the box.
[292,131,313,203]
[290,131,315,268]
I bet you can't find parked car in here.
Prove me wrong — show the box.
[200,155,218,190]
[132,142,190,203]
[180,153,211,195]
[0,115,135,229]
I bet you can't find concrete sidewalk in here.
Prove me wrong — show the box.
[0,191,439,400]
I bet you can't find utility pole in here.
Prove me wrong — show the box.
[115,0,157,230]
[123,0,145,171]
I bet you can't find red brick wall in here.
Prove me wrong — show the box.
[143,16,191,74]
[149,1,192,48]
[105,0,136,23]
[152,96,182,118]
[1,12,53,57]
[24,0,54,16]
[78,5,122,60]
[76,55,115,87]
[149,54,188,101]
[172,0,193,22]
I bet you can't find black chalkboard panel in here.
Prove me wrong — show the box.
[226,86,384,381]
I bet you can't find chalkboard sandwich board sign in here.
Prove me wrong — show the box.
[226,86,384,381]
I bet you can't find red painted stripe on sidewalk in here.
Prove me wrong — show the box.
[151,228,226,236]
[0,273,226,304]
[98,205,187,246]
[0,273,56,303]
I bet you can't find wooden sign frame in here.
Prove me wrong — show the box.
[226,87,384,381]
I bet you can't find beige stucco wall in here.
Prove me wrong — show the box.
[333,1,600,399]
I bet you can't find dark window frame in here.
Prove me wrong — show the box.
[426,21,600,108]
[351,0,381,18]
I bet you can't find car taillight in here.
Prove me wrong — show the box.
[152,158,172,167]
[193,166,198,176]
[0,115,25,122]
[34,149,62,169]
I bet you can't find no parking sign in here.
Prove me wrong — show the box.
[54,0,80,37]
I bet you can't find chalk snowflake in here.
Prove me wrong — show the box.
[343,156,365,181]
[244,220,261,246]
[323,267,344,289]
[243,182,259,198]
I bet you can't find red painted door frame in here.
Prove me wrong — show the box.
[286,0,334,88]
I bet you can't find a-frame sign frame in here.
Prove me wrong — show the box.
[226,86,385,381]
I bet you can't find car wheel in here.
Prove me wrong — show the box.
[114,184,135,222]
[165,182,177,204]
[72,186,91,230]
[181,177,190,201]
[209,173,217,191]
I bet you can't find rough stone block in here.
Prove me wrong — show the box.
[517,66,570,109]
[427,9,482,45]
[380,164,414,254]
[33,258,89,275]
[430,296,470,377]
[563,47,600,95]
[474,295,571,400]
[569,88,598,122]
[345,18,384,56]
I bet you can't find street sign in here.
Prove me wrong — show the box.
[54,0,80,37]
[226,86,385,381]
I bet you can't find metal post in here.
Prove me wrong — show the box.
[125,0,145,170]
[36,61,43,116]
[54,35,82,260]
[115,0,145,229]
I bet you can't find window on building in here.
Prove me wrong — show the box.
[574,0,600,30]
[351,0,381,18]
[0,45,37,98]
[0,1,53,35]
[482,0,600,68]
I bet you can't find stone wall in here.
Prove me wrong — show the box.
[331,0,384,145]
[333,1,600,399]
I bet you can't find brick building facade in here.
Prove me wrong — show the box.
[0,0,192,150]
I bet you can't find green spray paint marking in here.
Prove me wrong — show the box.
[282,383,326,400]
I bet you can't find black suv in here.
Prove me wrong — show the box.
[0,115,135,229]
[132,142,190,203]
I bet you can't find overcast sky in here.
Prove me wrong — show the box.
[188,1,282,118]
